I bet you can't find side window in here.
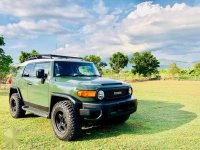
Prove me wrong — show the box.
[23,63,35,77]
[33,62,50,77]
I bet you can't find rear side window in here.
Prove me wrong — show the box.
[23,63,35,77]
[14,66,24,77]
[33,62,50,77]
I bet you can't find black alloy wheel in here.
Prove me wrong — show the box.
[9,93,25,118]
[51,101,81,141]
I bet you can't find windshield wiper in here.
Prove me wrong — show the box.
[56,74,73,77]
[72,74,100,77]
[71,74,87,77]
[87,75,101,77]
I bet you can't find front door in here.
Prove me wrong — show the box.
[27,62,51,109]
[21,63,35,102]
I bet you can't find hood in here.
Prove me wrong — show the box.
[55,77,124,86]
[90,77,122,86]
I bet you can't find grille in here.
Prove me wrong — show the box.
[104,88,130,100]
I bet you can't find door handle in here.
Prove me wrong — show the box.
[27,82,32,85]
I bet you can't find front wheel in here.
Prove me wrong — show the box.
[51,101,81,141]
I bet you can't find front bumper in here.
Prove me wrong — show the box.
[79,96,137,121]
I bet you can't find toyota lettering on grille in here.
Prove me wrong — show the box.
[114,91,122,95]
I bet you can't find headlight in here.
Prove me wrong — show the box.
[97,90,104,100]
[129,87,132,95]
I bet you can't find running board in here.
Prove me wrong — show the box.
[22,106,49,118]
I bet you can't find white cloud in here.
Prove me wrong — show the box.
[122,2,196,38]
[93,0,108,15]
[0,0,89,38]
[112,8,123,15]
[0,20,66,38]
[0,0,89,20]
[9,43,26,49]
[118,2,200,61]
[1,0,200,62]
[55,1,200,62]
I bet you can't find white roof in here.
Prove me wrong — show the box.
[19,58,88,66]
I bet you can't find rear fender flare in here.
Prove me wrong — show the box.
[9,86,23,100]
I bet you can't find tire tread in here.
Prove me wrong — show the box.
[51,100,81,141]
[10,93,25,118]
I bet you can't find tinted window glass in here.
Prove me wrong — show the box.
[33,62,50,77]
[23,63,35,77]
[54,61,100,77]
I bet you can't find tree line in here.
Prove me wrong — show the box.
[160,62,200,80]
[17,49,200,80]
[0,35,200,81]
[83,51,160,77]
[18,50,160,77]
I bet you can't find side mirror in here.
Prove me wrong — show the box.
[36,69,45,79]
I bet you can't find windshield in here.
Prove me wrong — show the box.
[54,61,100,77]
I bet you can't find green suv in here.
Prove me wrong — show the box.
[9,54,137,141]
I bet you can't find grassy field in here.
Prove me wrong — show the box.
[0,80,200,150]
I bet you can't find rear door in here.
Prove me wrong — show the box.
[27,62,51,109]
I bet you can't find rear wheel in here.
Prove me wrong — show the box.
[9,93,25,118]
[51,101,81,141]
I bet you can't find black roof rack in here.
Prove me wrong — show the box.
[25,54,83,61]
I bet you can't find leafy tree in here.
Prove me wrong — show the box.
[189,62,200,78]
[19,50,39,63]
[194,62,200,75]
[168,63,180,77]
[0,36,13,80]
[130,51,160,77]
[0,36,5,45]
[159,69,167,74]
[109,52,128,74]
[83,55,107,74]
[10,66,17,74]
[179,69,188,75]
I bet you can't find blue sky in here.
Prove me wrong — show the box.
[0,0,200,64]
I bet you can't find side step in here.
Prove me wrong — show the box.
[22,106,49,118]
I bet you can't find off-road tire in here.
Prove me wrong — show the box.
[9,93,25,118]
[112,114,130,124]
[51,100,81,141]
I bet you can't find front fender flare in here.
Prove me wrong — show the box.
[48,92,82,118]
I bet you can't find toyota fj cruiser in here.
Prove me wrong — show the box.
[9,54,137,141]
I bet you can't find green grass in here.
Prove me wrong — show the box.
[0,80,200,150]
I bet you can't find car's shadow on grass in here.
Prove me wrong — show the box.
[80,100,197,141]
[24,113,40,118]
